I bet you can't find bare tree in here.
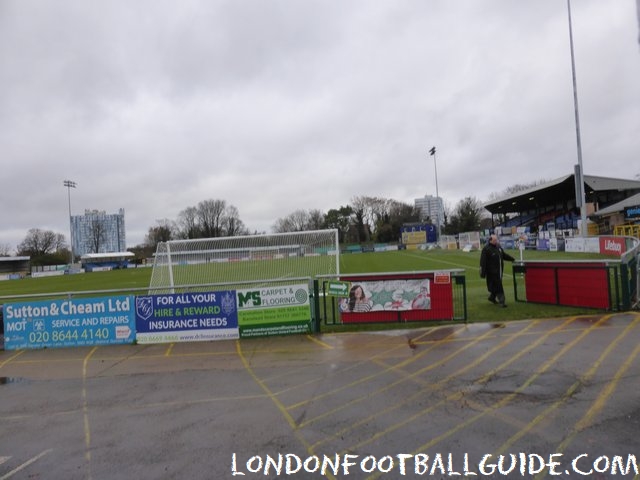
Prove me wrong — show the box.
[272,209,326,233]
[350,196,373,242]
[178,206,199,239]
[197,199,226,238]
[17,228,65,256]
[273,209,308,233]
[223,205,246,236]
[349,198,368,242]
[0,243,12,256]
[145,219,178,250]
[307,209,325,231]
[351,195,402,238]
[370,197,391,228]
[176,201,246,238]
[89,216,107,253]
[291,210,311,231]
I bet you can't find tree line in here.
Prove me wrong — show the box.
[143,194,487,250]
[10,195,490,265]
[142,196,423,252]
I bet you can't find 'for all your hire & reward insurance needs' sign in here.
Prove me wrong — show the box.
[135,291,239,344]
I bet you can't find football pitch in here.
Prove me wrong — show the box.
[0,248,607,324]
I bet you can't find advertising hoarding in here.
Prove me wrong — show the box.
[135,291,238,344]
[3,295,135,350]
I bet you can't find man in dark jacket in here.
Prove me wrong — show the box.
[480,234,515,307]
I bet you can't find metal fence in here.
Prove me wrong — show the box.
[512,261,622,311]
[316,270,467,327]
[1,271,468,341]
[512,255,638,312]
[620,241,639,310]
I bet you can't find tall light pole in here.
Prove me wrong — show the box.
[566,0,588,237]
[429,146,442,242]
[63,179,77,264]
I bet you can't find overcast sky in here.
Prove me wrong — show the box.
[1,0,639,252]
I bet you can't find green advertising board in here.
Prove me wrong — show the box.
[327,281,350,297]
[236,283,311,338]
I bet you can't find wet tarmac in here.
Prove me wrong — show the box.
[0,313,639,479]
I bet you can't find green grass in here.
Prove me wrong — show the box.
[338,249,608,325]
[0,268,151,298]
[1,249,613,325]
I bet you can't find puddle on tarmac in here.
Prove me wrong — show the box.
[421,327,455,341]
[0,377,29,385]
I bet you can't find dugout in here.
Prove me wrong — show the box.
[81,252,135,272]
[589,192,640,238]
[0,256,30,279]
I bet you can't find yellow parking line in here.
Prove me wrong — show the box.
[498,316,640,455]
[235,340,297,430]
[305,334,333,349]
[557,342,640,450]
[234,339,338,480]
[0,350,25,369]
[300,330,469,428]
[363,316,597,480]
[289,326,467,413]
[534,338,640,480]
[82,346,98,480]
[414,317,609,449]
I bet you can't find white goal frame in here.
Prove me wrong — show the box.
[149,229,340,292]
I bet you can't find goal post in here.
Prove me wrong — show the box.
[149,229,340,292]
[458,231,481,250]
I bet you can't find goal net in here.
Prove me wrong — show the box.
[458,231,481,251]
[149,229,339,292]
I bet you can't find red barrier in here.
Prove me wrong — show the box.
[522,262,610,309]
[339,272,454,324]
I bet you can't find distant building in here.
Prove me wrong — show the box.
[71,208,126,258]
[415,194,444,228]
